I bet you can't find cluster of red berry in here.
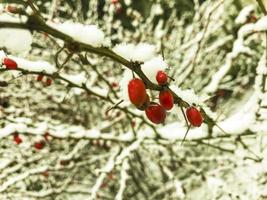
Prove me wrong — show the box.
[111,0,122,15]
[36,75,53,86]
[13,132,50,150]
[128,71,173,124]
[128,70,203,127]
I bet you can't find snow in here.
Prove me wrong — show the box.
[118,131,135,141]
[119,69,133,103]
[204,15,265,93]
[27,122,48,135]
[158,122,208,140]
[115,138,143,165]
[0,159,12,170]
[0,52,56,73]
[213,89,259,135]
[213,53,265,135]
[169,85,201,105]
[235,5,254,24]
[0,13,32,53]
[0,123,27,139]
[141,56,168,84]
[0,13,27,23]
[90,87,109,97]
[61,72,87,86]
[48,21,105,47]
[153,4,164,15]
[174,180,185,199]
[254,16,267,31]
[85,129,101,138]
[0,50,6,59]
[8,56,56,74]
[154,20,165,39]
[115,159,129,200]
[206,176,225,195]
[1,52,108,97]
[113,43,156,62]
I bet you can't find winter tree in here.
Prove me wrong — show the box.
[1,0,267,199]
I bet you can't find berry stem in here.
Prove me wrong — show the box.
[180,106,189,127]
[180,124,191,145]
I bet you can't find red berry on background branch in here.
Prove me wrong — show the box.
[145,102,166,124]
[44,132,50,141]
[34,141,45,150]
[111,0,119,4]
[131,121,136,128]
[115,6,122,15]
[60,160,70,166]
[37,75,44,82]
[111,82,118,88]
[6,5,19,14]
[42,171,49,177]
[100,182,107,189]
[159,90,174,110]
[13,133,22,145]
[46,77,52,86]
[186,106,203,127]
[156,71,168,86]
[2,58,18,70]
[128,78,147,107]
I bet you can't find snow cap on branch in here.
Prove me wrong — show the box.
[7,56,56,74]
[113,43,156,62]
[48,21,105,47]
[169,85,201,105]
[0,13,32,53]
[254,16,267,31]
[141,56,168,84]
[235,5,254,24]
[119,56,168,103]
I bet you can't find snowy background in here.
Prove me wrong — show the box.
[1,0,267,199]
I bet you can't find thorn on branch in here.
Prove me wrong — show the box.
[106,100,124,114]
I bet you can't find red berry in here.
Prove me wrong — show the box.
[34,141,45,150]
[111,82,118,88]
[156,71,168,86]
[159,90,174,110]
[37,75,44,82]
[100,182,107,188]
[145,103,166,124]
[108,173,114,180]
[128,78,147,107]
[116,112,121,117]
[13,133,22,145]
[3,58,18,70]
[115,6,122,15]
[131,121,136,128]
[43,32,49,38]
[111,0,119,4]
[44,132,50,141]
[186,106,203,127]
[46,78,52,86]
[42,171,49,177]
[6,5,19,13]
[60,160,69,166]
